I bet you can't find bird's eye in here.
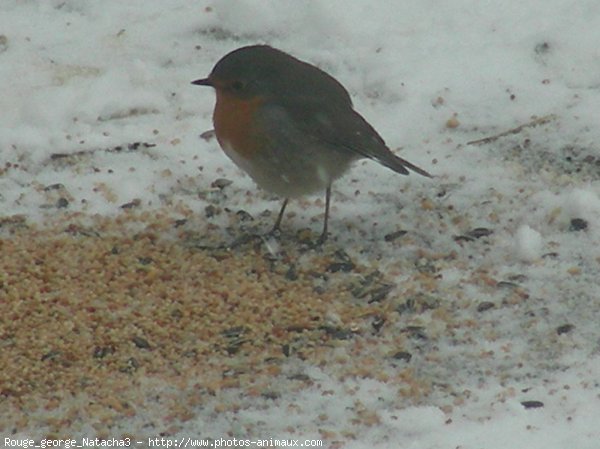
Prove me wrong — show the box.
[231,80,245,91]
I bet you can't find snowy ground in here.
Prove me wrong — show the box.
[2,1,600,447]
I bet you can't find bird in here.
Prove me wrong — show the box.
[192,45,432,243]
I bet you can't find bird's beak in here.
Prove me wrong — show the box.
[191,77,213,87]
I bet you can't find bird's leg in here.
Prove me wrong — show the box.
[316,185,331,245]
[270,198,289,235]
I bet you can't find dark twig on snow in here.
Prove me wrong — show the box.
[467,114,557,146]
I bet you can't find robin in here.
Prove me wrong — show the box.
[192,45,432,243]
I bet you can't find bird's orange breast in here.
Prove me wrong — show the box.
[213,92,266,158]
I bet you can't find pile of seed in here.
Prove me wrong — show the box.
[0,210,438,439]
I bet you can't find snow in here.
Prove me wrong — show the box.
[2,0,600,447]
[515,225,542,262]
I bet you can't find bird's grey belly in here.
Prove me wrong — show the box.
[220,139,356,198]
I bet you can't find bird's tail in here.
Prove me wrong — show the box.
[380,153,433,178]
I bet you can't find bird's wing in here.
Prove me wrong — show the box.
[273,98,432,178]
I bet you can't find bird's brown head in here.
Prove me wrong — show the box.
[192,45,352,106]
